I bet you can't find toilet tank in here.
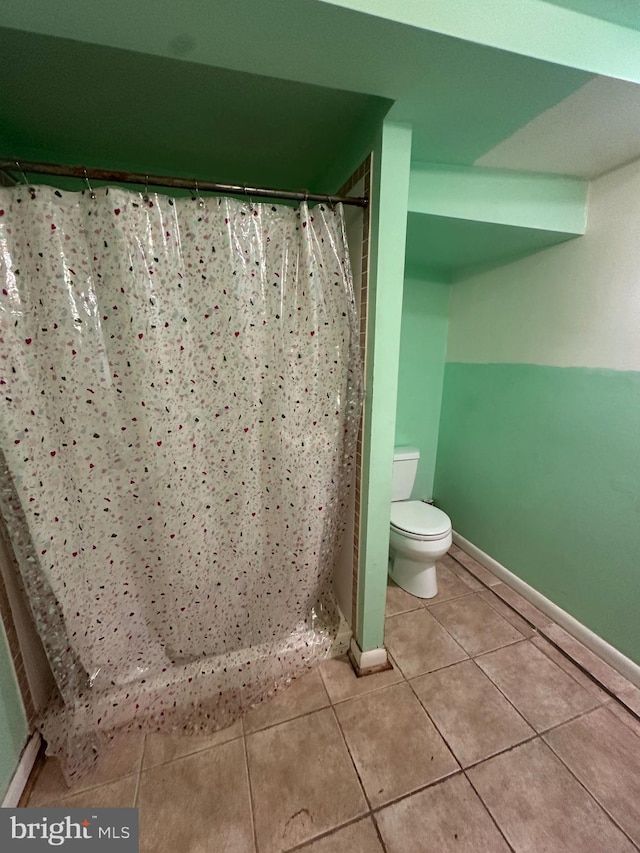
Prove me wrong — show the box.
[392,447,420,501]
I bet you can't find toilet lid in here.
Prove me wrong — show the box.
[390,501,451,537]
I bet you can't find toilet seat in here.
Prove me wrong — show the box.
[390,500,451,541]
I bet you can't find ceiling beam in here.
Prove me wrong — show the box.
[409,163,588,235]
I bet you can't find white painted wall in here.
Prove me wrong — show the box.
[447,155,640,370]
[476,76,640,179]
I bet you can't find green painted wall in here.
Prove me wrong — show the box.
[0,620,27,799]
[405,213,579,281]
[322,0,640,84]
[434,156,640,665]
[435,363,640,663]
[357,120,412,652]
[0,5,594,174]
[408,163,588,233]
[0,27,389,195]
[395,275,450,499]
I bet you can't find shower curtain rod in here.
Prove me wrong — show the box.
[0,159,369,208]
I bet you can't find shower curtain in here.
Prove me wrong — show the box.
[0,183,361,780]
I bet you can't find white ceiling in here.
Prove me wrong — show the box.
[476,76,640,178]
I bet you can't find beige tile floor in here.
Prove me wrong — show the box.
[25,548,640,852]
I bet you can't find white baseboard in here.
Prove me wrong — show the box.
[2,732,41,808]
[349,638,388,670]
[453,531,640,688]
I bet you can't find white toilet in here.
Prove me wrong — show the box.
[389,447,452,599]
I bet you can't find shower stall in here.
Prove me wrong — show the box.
[0,171,366,780]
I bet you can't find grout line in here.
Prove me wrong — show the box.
[537,703,618,738]
[469,641,603,736]
[424,592,525,659]
[328,702,374,813]
[132,735,145,809]
[403,675,462,772]
[467,642,573,733]
[331,677,407,711]
[241,731,259,853]
[448,552,501,594]
[137,729,245,773]
[243,698,332,737]
[283,814,376,853]
[463,769,517,853]
[369,811,389,853]
[541,734,640,851]
[413,655,537,754]
[539,632,640,717]
[449,549,640,723]
[422,590,476,609]
[403,655,474,682]
[367,767,464,816]
[605,699,640,739]
[319,659,408,708]
[460,730,540,772]
[477,587,536,634]
[385,604,422,618]
[530,636,610,703]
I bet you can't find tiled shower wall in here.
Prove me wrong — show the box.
[339,156,372,634]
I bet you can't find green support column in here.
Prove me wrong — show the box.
[356,120,412,653]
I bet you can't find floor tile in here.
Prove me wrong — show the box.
[319,654,403,704]
[545,706,640,846]
[541,623,633,695]
[449,547,500,586]
[411,660,534,767]
[491,583,552,629]
[384,609,467,679]
[530,635,609,701]
[386,576,423,616]
[297,817,384,852]
[29,732,145,806]
[246,708,367,852]
[143,718,243,770]
[137,738,254,853]
[476,641,601,732]
[439,553,484,592]
[430,595,524,656]
[479,589,536,637]
[47,775,138,808]
[423,562,475,607]
[334,682,458,807]
[376,773,510,853]
[468,739,636,853]
[243,669,329,734]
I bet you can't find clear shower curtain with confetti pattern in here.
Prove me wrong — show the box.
[0,184,361,781]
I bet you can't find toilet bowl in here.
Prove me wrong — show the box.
[388,447,452,599]
[389,501,452,598]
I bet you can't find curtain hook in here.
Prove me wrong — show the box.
[83,168,96,200]
[325,194,336,213]
[194,178,205,209]
[14,160,29,186]
[243,184,254,211]
[142,175,149,204]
